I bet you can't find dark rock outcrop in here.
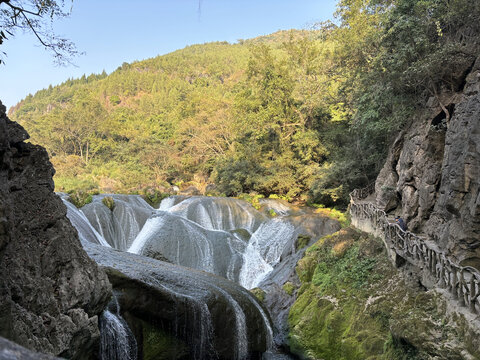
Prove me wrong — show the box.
[375,56,480,264]
[0,102,111,358]
[0,337,62,360]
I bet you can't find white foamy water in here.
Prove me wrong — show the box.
[63,199,111,247]
[99,295,137,360]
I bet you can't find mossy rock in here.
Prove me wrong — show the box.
[287,226,475,360]
[295,234,311,251]
[283,282,296,296]
[142,322,189,360]
[250,287,266,303]
[142,190,170,208]
[230,228,252,242]
[68,190,95,208]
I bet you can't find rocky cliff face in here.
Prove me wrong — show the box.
[0,101,111,358]
[375,56,480,265]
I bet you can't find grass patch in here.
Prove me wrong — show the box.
[250,287,266,303]
[295,234,311,251]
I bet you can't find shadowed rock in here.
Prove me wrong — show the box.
[0,337,62,360]
[0,102,111,358]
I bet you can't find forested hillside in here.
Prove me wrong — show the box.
[10,0,480,207]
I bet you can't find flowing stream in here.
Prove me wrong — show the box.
[63,194,334,359]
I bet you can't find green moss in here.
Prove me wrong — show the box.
[283,282,295,296]
[288,226,477,359]
[102,196,115,211]
[268,208,277,217]
[237,193,264,210]
[250,287,266,303]
[142,322,189,360]
[295,234,311,251]
[288,227,444,360]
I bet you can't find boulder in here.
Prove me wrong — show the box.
[84,241,272,360]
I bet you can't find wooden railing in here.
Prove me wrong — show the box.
[350,184,480,315]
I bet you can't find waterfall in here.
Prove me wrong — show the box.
[99,295,137,360]
[64,194,316,358]
[63,199,111,247]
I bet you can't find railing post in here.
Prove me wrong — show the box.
[471,278,478,314]
[451,266,458,299]
[458,270,466,306]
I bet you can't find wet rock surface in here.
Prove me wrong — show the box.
[375,56,480,263]
[0,102,111,358]
[84,241,272,359]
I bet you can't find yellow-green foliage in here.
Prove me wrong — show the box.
[268,209,277,217]
[283,282,295,296]
[142,190,170,208]
[313,206,349,227]
[250,287,266,303]
[67,190,98,208]
[237,193,264,210]
[288,227,470,360]
[102,196,115,211]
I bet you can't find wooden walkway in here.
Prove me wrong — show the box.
[350,184,480,315]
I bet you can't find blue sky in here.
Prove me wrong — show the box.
[0,0,337,109]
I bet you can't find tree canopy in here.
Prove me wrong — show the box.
[9,0,480,207]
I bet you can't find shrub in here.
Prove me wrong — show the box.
[68,191,94,208]
[102,196,115,211]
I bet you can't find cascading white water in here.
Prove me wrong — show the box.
[99,295,137,360]
[63,199,111,247]
[65,193,309,358]
[127,211,246,282]
[81,195,153,250]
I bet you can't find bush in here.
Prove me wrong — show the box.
[102,196,115,211]
[68,191,95,208]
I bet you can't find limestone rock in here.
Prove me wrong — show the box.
[0,336,62,360]
[375,56,480,263]
[0,102,112,358]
